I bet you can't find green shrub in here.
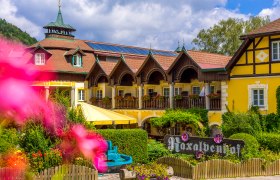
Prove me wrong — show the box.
[29,148,62,173]
[0,128,19,153]
[147,139,170,162]
[257,133,280,152]
[277,86,280,115]
[50,89,71,107]
[97,129,148,163]
[229,133,259,159]
[222,112,262,137]
[263,113,280,132]
[185,108,208,125]
[20,122,53,153]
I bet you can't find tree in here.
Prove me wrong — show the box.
[0,18,37,45]
[192,16,270,56]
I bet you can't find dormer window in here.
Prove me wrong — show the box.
[72,54,82,67]
[35,53,45,65]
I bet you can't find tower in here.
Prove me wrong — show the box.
[43,0,76,39]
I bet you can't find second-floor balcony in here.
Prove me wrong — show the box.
[90,94,221,111]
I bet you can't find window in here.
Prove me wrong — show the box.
[96,90,103,99]
[73,54,82,67]
[118,90,124,97]
[210,86,215,94]
[192,86,200,95]
[174,87,182,96]
[248,84,268,110]
[252,89,264,107]
[272,41,280,61]
[148,89,154,97]
[163,88,169,97]
[35,53,45,65]
[78,89,85,101]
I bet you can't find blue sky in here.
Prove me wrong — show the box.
[0,0,279,50]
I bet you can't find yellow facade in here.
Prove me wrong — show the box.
[228,35,280,114]
[227,76,280,114]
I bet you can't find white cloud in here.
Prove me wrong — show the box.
[0,0,41,38]
[259,0,280,20]
[0,0,252,50]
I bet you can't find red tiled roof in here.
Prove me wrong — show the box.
[31,38,93,51]
[246,18,280,36]
[187,50,231,69]
[153,54,177,71]
[99,61,117,75]
[124,56,146,73]
[25,49,95,73]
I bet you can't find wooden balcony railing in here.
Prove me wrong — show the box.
[210,98,221,110]
[174,97,206,109]
[143,97,169,109]
[92,99,112,109]
[116,98,139,109]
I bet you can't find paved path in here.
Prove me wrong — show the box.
[98,173,280,180]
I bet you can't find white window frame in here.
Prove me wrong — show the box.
[248,84,268,110]
[96,90,103,99]
[73,54,82,67]
[192,86,200,95]
[35,53,45,65]
[78,89,85,101]
[174,87,182,96]
[163,88,170,97]
[272,41,280,61]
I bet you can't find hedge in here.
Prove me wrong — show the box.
[229,133,259,158]
[257,133,280,152]
[97,129,148,163]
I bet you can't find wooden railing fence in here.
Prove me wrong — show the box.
[0,165,98,180]
[157,157,280,180]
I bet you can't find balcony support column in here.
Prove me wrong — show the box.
[71,86,76,107]
[169,83,174,109]
[205,82,211,110]
[138,84,143,109]
[112,85,116,109]
[45,86,50,102]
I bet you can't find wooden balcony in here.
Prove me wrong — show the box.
[92,99,112,109]
[142,97,169,109]
[174,96,205,109]
[116,98,139,109]
[210,98,221,110]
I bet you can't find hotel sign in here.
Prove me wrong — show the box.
[164,135,245,157]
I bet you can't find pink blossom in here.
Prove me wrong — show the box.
[62,125,108,172]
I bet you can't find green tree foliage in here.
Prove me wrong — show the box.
[257,133,280,152]
[150,110,204,135]
[0,18,37,45]
[192,16,270,56]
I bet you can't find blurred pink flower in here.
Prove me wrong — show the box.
[63,125,108,172]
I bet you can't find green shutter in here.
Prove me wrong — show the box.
[80,56,83,67]
[72,56,74,66]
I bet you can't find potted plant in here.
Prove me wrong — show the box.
[189,94,200,99]
[142,95,150,101]
[174,95,182,100]
[207,93,221,99]
[102,96,111,104]
[89,97,97,104]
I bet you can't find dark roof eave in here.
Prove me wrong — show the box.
[40,70,88,75]
[240,31,280,40]
[201,68,226,72]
